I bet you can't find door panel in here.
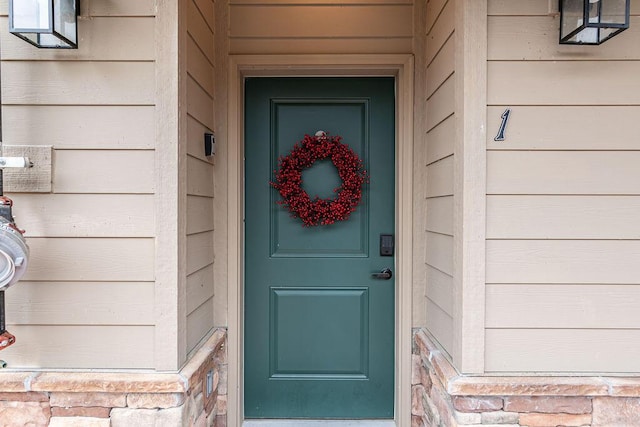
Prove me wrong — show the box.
[245,77,395,419]
[270,287,369,378]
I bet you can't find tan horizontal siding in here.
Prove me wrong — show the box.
[425,231,453,277]
[426,114,454,164]
[187,264,215,315]
[487,151,640,195]
[425,0,448,33]
[487,0,549,16]
[187,231,215,277]
[24,238,154,282]
[193,0,215,30]
[426,265,453,316]
[488,61,640,106]
[189,0,215,63]
[488,0,640,16]
[487,195,640,240]
[229,4,412,54]
[0,0,156,16]
[188,77,215,130]
[425,155,453,197]
[423,0,455,358]
[487,284,640,329]
[486,0,640,375]
[487,240,640,285]
[413,0,428,329]
[3,106,154,150]
[187,195,215,235]
[185,0,216,357]
[6,282,154,325]
[87,0,156,16]
[52,150,155,194]
[425,196,453,236]
[187,156,215,197]
[187,298,214,352]
[231,5,412,37]
[0,326,155,369]
[426,297,453,354]
[11,194,154,238]
[187,116,214,161]
[489,16,640,61]
[486,329,640,373]
[2,62,154,105]
[0,0,159,370]
[426,75,454,131]
[426,0,453,63]
[426,35,454,98]
[0,17,155,61]
[486,106,640,150]
[187,36,214,98]
[230,38,412,55]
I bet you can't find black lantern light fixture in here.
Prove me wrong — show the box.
[9,0,79,49]
[560,0,630,45]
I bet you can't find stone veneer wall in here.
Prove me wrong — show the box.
[0,329,227,427]
[412,328,640,427]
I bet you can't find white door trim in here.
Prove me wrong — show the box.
[226,54,414,427]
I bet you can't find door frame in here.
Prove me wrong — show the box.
[226,54,414,426]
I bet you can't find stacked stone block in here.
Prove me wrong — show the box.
[413,328,640,427]
[0,329,227,427]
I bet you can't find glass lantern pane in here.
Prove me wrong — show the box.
[598,27,622,42]
[10,0,51,31]
[53,0,77,45]
[561,0,587,40]
[588,0,601,23]
[572,27,600,43]
[17,33,40,45]
[600,0,628,25]
[38,33,73,48]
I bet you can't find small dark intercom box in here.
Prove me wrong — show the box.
[380,234,394,256]
[204,133,215,156]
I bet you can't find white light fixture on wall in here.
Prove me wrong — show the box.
[9,0,79,49]
[560,0,630,45]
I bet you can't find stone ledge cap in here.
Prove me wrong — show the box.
[0,372,38,392]
[30,372,186,393]
[414,329,460,391]
[416,328,640,398]
[449,376,610,397]
[179,328,226,389]
[0,328,228,395]
[605,377,640,397]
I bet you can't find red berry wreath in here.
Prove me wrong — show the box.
[271,132,368,227]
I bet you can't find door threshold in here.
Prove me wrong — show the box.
[243,421,396,427]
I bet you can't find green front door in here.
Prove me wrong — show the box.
[244,77,395,419]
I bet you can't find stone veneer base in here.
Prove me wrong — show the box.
[0,328,227,427]
[412,328,640,427]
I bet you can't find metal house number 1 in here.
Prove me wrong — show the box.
[494,108,511,142]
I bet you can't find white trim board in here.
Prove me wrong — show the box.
[226,54,414,427]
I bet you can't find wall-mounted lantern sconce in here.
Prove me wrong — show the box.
[560,0,630,45]
[9,0,79,49]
